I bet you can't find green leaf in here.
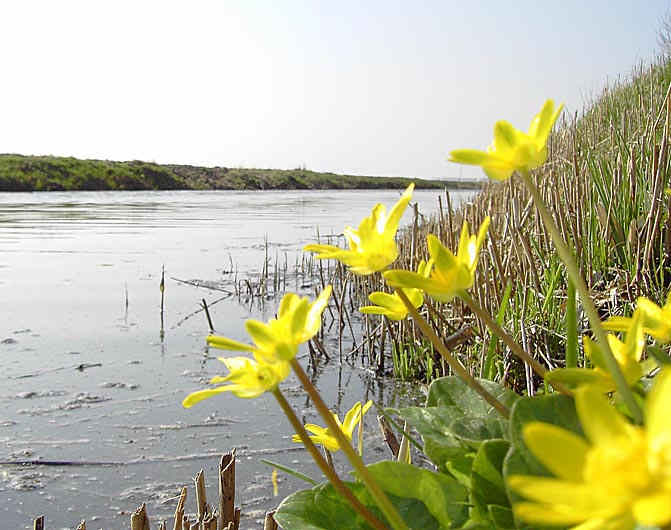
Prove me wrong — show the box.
[366,461,469,528]
[488,505,515,529]
[274,484,367,529]
[396,377,518,470]
[505,393,582,476]
[426,376,521,414]
[274,481,440,530]
[445,449,475,488]
[471,439,511,514]
[449,416,509,448]
[394,405,466,470]
[459,521,493,530]
[502,394,581,530]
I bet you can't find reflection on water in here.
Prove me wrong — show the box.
[0,189,474,528]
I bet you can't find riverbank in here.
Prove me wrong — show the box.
[341,56,671,389]
[0,154,482,192]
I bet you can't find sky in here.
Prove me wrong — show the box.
[0,1,668,179]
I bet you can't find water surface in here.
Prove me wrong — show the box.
[0,189,473,528]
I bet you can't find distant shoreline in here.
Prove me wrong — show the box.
[0,154,483,192]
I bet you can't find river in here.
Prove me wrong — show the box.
[0,188,474,528]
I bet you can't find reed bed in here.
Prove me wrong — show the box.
[291,57,671,391]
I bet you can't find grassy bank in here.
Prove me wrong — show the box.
[395,56,671,388]
[309,56,671,389]
[0,154,480,192]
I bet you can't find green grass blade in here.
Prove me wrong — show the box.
[483,281,512,380]
[565,279,578,368]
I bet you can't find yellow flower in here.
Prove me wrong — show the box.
[207,287,332,363]
[303,184,414,275]
[359,260,432,320]
[182,356,290,406]
[546,312,646,393]
[508,369,671,529]
[449,100,563,181]
[292,400,373,452]
[383,217,489,302]
[604,292,671,344]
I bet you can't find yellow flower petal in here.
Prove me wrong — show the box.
[602,315,632,333]
[544,367,614,393]
[449,99,562,181]
[361,292,407,320]
[508,476,601,513]
[385,220,488,302]
[278,292,301,318]
[512,502,596,526]
[522,422,589,481]
[367,291,402,309]
[528,100,564,148]
[303,184,413,275]
[245,320,278,352]
[646,368,671,445]
[638,296,671,343]
[571,515,634,530]
[448,149,494,166]
[575,386,633,445]
[483,164,515,181]
[183,356,289,406]
[632,493,671,526]
[291,401,373,453]
[384,184,414,238]
[303,285,332,341]
[182,386,234,408]
[209,288,331,365]
[207,334,254,352]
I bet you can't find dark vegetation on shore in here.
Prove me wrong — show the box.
[0,154,481,192]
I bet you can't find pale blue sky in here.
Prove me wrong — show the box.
[0,1,667,179]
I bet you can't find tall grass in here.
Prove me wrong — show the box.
[301,55,671,392]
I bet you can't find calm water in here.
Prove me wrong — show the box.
[0,189,473,529]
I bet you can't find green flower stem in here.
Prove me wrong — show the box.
[272,388,386,530]
[290,358,408,530]
[458,290,570,395]
[395,289,510,418]
[520,171,643,423]
[566,279,578,368]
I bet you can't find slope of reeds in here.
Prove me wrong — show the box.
[391,56,671,389]
[302,56,671,391]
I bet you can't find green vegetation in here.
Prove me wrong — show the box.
[331,55,671,391]
[0,154,480,192]
[266,51,671,530]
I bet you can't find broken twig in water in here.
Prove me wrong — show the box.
[201,298,215,333]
